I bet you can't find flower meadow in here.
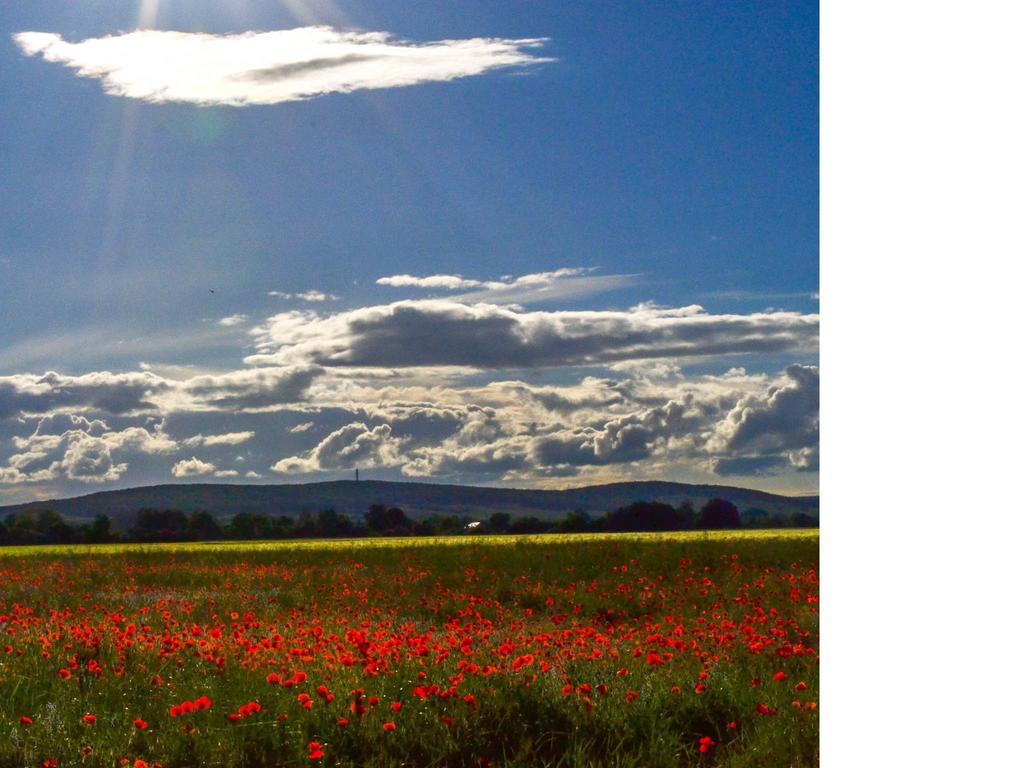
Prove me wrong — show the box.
[0,531,818,767]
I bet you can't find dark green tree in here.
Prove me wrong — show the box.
[268,515,297,539]
[364,505,411,535]
[697,498,742,529]
[508,516,550,535]
[293,510,318,538]
[558,510,592,533]
[791,512,817,528]
[487,512,511,533]
[675,501,696,530]
[130,508,189,542]
[186,510,222,541]
[83,513,114,543]
[226,512,258,540]
[743,508,771,528]
[413,517,439,536]
[603,501,682,532]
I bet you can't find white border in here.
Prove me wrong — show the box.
[824,1,1024,764]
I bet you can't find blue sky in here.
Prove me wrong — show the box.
[0,2,818,503]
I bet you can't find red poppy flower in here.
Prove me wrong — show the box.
[773,671,787,682]
[698,736,716,754]
[19,716,32,726]
[133,719,148,730]
[382,722,396,732]
[83,714,97,725]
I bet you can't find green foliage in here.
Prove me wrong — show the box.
[697,499,742,530]
[364,504,412,535]
[0,496,815,550]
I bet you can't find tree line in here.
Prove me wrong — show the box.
[0,499,816,546]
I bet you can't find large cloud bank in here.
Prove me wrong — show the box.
[0,270,818,501]
[0,363,818,496]
[247,301,818,369]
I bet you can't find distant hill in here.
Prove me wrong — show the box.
[0,479,818,529]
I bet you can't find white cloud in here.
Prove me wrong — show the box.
[1,418,177,488]
[171,456,218,477]
[269,290,340,302]
[13,27,552,106]
[289,421,315,433]
[182,431,255,447]
[377,274,483,290]
[180,366,321,410]
[272,422,403,474]
[706,364,819,474]
[296,290,337,302]
[1,370,165,418]
[104,426,179,455]
[217,314,249,327]
[59,437,128,483]
[247,300,819,370]
[376,268,635,304]
[0,462,59,485]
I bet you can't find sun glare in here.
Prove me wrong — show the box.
[138,0,160,29]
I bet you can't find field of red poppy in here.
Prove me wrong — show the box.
[0,531,818,768]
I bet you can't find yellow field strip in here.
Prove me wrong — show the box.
[0,528,818,558]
